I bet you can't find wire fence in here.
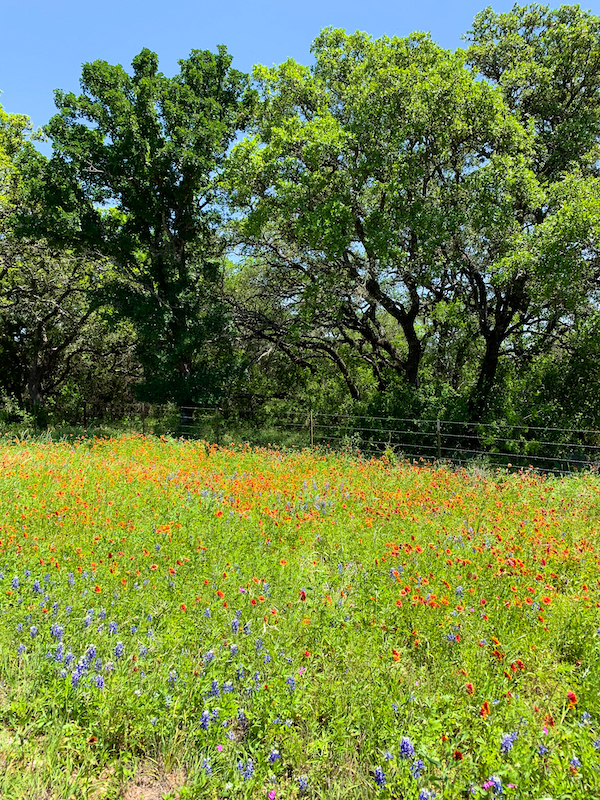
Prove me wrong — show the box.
[72,403,600,476]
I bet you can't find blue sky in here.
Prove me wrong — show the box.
[3,0,600,136]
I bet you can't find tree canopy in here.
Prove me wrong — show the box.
[3,4,600,431]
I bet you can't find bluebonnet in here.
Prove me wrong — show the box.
[384,751,393,761]
[374,766,386,788]
[500,731,518,754]
[268,749,280,763]
[11,577,18,590]
[418,790,436,800]
[400,736,415,760]
[237,760,254,779]
[64,650,74,667]
[231,618,239,634]
[98,608,106,620]
[51,623,63,640]
[94,658,103,672]
[411,759,425,779]
[594,740,600,753]
[53,643,64,662]
[298,775,308,793]
[200,757,211,776]
[95,675,105,689]
[286,676,296,693]
[488,775,503,796]
[167,671,177,685]
[114,641,124,659]
[16,623,22,632]
[204,650,215,664]
[108,621,117,635]
[67,573,75,586]
[255,638,263,652]
[230,644,238,657]
[139,645,148,657]
[204,608,211,618]
[570,756,581,769]
[210,679,220,697]
[222,681,234,694]
[579,711,592,725]
[200,710,210,730]
[32,580,42,594]
[538,744,549,756]
[243,621,251,635]
[17,644,25,655]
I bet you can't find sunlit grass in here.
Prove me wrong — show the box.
[0,435,599,798]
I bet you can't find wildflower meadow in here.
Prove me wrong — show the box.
[0,434,599,799]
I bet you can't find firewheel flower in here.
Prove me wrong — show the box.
[567,691,578,706]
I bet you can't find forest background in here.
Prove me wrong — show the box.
[3,2,600,435]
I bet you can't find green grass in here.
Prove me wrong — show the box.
[0,435,599,799]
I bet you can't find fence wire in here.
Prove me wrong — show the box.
[63,404,600,476]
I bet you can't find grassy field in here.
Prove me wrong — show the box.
[0,435,599,799]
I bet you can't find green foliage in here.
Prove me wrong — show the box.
[29,48,251,405]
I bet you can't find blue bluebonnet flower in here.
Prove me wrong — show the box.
[243,621,251,635]
[32,580,42,594]
[264,653,271,664]
[594,740,600,753]
[238,709,248,725]
[570,756,581,769]
[210,679,219,697]
[51,623,64,641]
[204,650,215,664]
[500,731,518,754]
[286,676,296,693]
[98,608,106,620]
[64,651,74,667]
[164,695,172,708]
[95,675,105,689]
[411,759,425,779]
[255,638,263,652]
[200,710,210,730]
[268,749,280,763]
[17,644,25,656]
[167,671,177,685]
[237,760,254,779]
[400,736,415,760]
[108,621,117,635]
[298,775,308,793]
[231,618,240,634]
[114,641,124,659]
[222,681,234,694]
[150,717,157,726]
[53,643,64,662]
[67,573,75,586]
[130,625,137,634]
[384,751,393,761]
[579,711,592,726]
[94,658,102,672]
[11,577,19,590]
[87,645,96,660]
[230,644,238,657]
[487,775,503,796]
[204,608,211,618]
[200,757,211,776]
[538,744,549,756]
[29,625,38,638]
[139,645,148,657]
[374,766,386,788]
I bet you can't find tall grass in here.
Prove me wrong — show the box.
[0,435,598,798]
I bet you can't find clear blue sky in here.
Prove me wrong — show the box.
[3,0,600,135]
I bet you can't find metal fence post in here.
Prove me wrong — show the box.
[310,410,314,448]
[83,400,87,428]
[437,418,441,461]
[141,403,146,436]
[215,407,220,446]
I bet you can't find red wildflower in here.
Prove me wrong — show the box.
[180,603,187,611]
[480,701,491,719]
[567,691,578,706]
[453,750,463,760]
[216,590,224,598]
[465,683,474,695]
[94,585,101,593]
